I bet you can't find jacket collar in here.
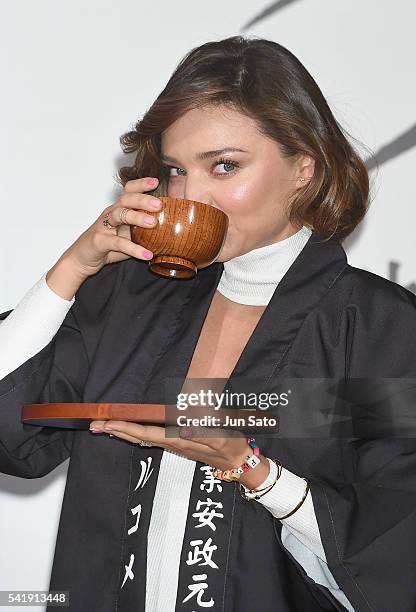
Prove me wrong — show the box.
[162,231,349,394]
[82,230,348,404]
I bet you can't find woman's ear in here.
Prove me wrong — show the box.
[297,154,315,182]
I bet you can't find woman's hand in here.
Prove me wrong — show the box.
[64,176,163,277]
[88,420,271,489]
[45,177,163,299]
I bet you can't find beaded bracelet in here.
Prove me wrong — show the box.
[211,436,261,482]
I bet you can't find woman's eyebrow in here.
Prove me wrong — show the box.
[161,147,249,164]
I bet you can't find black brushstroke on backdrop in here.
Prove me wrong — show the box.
[241,3,416,169]
[241,0,301,30]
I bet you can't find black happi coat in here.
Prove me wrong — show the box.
[1,231,416,612]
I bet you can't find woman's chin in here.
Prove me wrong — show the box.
[214,245,233,263]
[214,234,238,263]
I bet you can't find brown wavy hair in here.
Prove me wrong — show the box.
[116,35,372,242]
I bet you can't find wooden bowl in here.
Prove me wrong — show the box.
[130,196,228,279]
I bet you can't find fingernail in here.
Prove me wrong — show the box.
[143,250,153,259]
[180,427,193,438]
[148,178,158,186]
[90,429,101,434]
[151,199,161,208]
[144,215,156,225]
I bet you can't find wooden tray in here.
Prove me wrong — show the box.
[21,403,277,431]
[22,403,168,429]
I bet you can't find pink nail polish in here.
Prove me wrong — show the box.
[180,427,193,438]
[90,429,101,434]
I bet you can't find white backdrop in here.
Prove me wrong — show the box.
[1,1,415,609]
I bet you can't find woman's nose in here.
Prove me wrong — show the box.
[183,192,221,212]
[183,191,209,205]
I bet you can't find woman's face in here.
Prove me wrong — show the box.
[160,104,314,262]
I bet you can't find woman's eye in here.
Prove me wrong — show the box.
[163,159,239,177]
[215,161,237,174]
[167,167,185,177]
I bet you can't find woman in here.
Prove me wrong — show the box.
[1,35,416,612]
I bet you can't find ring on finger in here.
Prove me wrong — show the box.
[102,212,116,229]
[119,207,130,225]
[137,439,154,447]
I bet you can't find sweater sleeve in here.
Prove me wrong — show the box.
[241,458,355,611]
[0,272,89,478]
[0,272,75,379]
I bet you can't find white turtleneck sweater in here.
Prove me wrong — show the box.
[0,226,355,612]
[217,225,313,306]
